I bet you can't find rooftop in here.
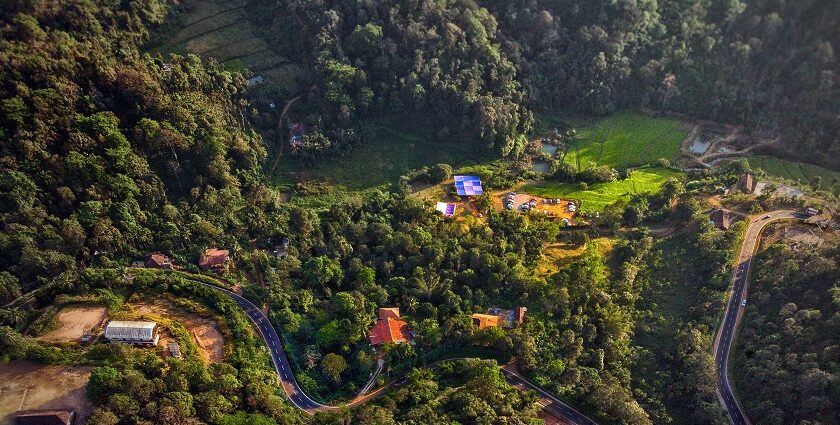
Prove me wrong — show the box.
[369,308,412,345]
[454,175,484,196]
[15,409,75,425]
[199,248,229,268]
[471,313,502,329]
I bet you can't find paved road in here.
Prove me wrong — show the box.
[502,365,599,425]
[191,280,598,423]
[713,210,796,425]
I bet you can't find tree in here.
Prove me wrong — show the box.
[86,408,119,425]
[321,353,347,383]
[0,272,21,302]
[88,367,122,402]
[428,163,453,183]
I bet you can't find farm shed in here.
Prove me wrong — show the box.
[104,321,160,346]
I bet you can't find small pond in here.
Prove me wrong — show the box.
[688,133,712,154]
[531,160,551,173]
[540,143,559,156]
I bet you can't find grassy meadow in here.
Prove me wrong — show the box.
[524,168,683,211]
[549,111,687,170]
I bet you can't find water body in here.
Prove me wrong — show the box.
[541,143,559,156]
[688,133,712,154]
[531,160,551,173]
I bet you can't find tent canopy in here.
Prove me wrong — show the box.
[454,175,483,196]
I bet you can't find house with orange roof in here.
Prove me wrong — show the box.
[368,307,413,346]
[471,313,502,330]
[199,248,230,272]
[472,307,527,330]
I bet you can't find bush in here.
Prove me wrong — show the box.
[428,163,453,183]
[578,165,618,183]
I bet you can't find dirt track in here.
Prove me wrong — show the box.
[0,362,92,425]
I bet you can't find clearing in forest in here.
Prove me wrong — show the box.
[537,238,615,277]
[126,299,226,364]
[149,0,302,94]
[524,167,682,212]
[0,362,93,424]
[276,114,490,192]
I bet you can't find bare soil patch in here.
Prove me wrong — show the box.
[37,306,107,343]
[492,190,578,222]
[0,361,92,425]
[129,299,225,364]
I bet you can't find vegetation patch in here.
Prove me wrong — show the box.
[276,113,491,192]
[537,237,615,277]
[524,168,683,211]
[147,0,299,93]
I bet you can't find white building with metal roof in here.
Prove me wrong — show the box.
[104,320,160,346]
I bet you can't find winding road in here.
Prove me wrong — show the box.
[191,280,598,424]
[713,210,795,425]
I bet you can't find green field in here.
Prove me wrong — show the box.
[553,112,687,170]
[743,155,840,194]
[275,114,490,191]
[524,167,683,211]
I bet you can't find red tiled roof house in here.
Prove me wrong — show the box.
[144,253,173,269]
[199,248,230,272]
[369,307,413,345]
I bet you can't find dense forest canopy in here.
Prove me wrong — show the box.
[0,0,288,297]
[733,242,840,424]
[249,0,839,167]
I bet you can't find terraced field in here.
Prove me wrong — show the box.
[151,0,303,93]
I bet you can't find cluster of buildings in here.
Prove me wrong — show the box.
[366,306,528,347]
[132,248,231,272]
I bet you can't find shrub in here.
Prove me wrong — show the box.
[428,163,453,183]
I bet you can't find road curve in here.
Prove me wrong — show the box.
[713,210,796,425]
[189,279,598,423]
